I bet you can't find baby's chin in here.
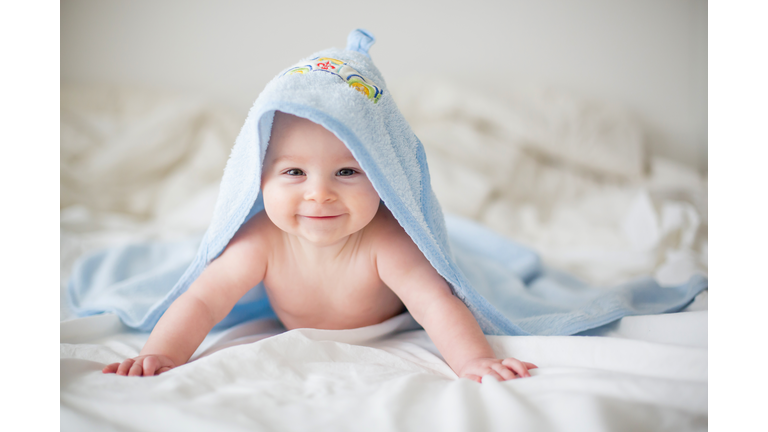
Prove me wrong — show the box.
[294,228,357,247]
[268,217,339,243]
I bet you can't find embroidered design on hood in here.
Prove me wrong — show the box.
[283,56,383,103]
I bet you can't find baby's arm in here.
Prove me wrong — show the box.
[103,218,269,376]
[376,224,537,382]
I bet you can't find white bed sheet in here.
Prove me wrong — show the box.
[61,304,707,432]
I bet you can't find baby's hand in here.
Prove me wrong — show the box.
[102,354,177,377]
[459,357,538,383]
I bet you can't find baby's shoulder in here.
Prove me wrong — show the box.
[366,205,439,290]
[212,211,274,275]
[364,204,418,255]
[365,204,406,237]
[229,211,280,247]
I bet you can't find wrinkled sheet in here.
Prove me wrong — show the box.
[61,83,708,430]
[61,307,707,432]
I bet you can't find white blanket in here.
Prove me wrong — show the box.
[61,307,706,432]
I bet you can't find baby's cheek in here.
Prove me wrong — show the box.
[358,182,381,207]
[262,189,291,225]
[356,190,381,222]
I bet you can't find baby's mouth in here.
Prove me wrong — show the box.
[300,215,342,219]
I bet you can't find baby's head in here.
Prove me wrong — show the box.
[261,111,381,245]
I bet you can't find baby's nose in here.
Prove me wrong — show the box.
[303,178,336,203]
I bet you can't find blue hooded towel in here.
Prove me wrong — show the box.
[68,29,707,335]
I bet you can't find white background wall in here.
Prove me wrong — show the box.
[61,0,707,172]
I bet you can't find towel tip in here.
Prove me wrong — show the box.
[347,28,376,58]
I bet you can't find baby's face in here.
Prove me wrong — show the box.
[261,112,380,246]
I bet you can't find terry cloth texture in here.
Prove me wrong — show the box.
[68,29,707,335]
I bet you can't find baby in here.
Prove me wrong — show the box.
[103,111,537,382]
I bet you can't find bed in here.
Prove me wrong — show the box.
[60,82,707,431]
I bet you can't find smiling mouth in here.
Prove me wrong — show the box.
[301,215,342,219]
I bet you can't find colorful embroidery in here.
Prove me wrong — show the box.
[283,57,382,103]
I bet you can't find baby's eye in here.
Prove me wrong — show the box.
[284,169,305,176]
[337,168,357,177]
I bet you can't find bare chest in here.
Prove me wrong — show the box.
[262,252,404,330]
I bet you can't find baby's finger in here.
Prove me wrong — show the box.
[102,363,120,374]
[491,363,516,381]
[482,370,504,382]
[127,360,144,377]
[464,374,482,383]
[524,362,539,370]
[116,359,135,376]
[157,367,172,375]
[142,357,160,376]
[502,358,531,377]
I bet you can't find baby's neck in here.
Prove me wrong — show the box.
[283,231,364,265]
